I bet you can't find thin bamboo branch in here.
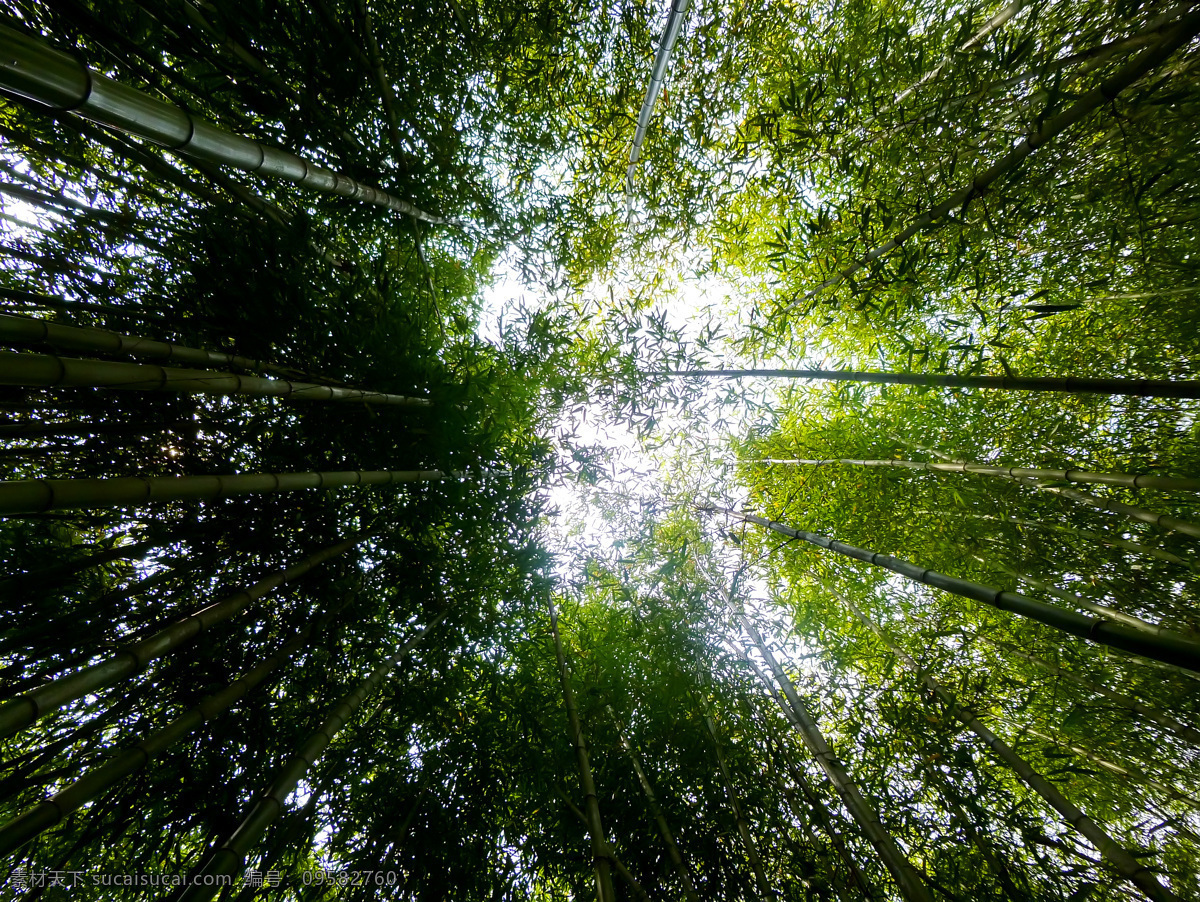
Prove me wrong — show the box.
[606,705,700,902]
[790,11,1200,305]
[177,616,444,900]
[981,638,1200,747]
[550,597,617,902]
[702,711,776,900]
[0,615,326,856]
[752,457,1200,493]
[662,368,1200,399]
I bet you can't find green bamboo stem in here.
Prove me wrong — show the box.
[889,0,1032,109]
[0,24,445,223]
[793,11,1200,303]
[705,507,1200,673]
[549,597,617,902]
[0,313,315,380]
[982,639,1200,747]
[917,758,1031,900]
[977,557,1194,642]
[177,616,444,901]
[0,617,323,857]
[762,730,879,902]
[626,0,690,199]
[703,711,775,900]
[0,537,155,597]
[354,0,410,158]
[754,457,1200,493]
[996,718,1200,809]
[1026,479,1200,540]
[557,787,651,902]
[0,534,366,739]
[0,349,429,407]
[928,511,1192,570]
[0,418,197,440]
[664,368,1200,399]
[0,469,445,515]
[846,599,1185,902]
[739,639,931,902]
[606,706,700,902]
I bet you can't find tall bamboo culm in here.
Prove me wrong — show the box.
[704,507,1200,673]
[0,534,368,739]
[842,594,1185,902]
[549,598,617,902]
[0,25,445,223]
[178,616,444,901]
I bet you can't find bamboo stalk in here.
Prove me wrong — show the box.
[0,469,446,515]
[704,507,1200,673]
[663,368,1200,399]
[702,711,775,900]
[557,787,651,902]
[762,729,879,902]
[999,719,1200,809]
[0,24,446,223]
[982,638,1200,747]
[550,597,617,902]
[0,537,156,597]
[626,0,691,200]
[0,616,324,856]
[606,706,700,902]
[845,598,1185,902]
[0,534,366,739]
[739,639,931,902]
[792,11,1200,304]
[977,558,1192,643]
[0,313,315,380]
[0,349,429,406]
[753,457,1200,493]
[176,616,444,901]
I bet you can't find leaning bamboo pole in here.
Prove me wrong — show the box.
[0,468,446,515]
[0,313,320,381]
[661,368,1200,399]
[845,597,1185,902]
[702,711,776,900]
[976,557,1192,642]
[0,350,429,407]
[0,25,445,223]
[176,616,443,901]
[738,635,932,902]
[607,706,700,902]
[792,10,1200,304]
[626,0,691,202]
[0,534,367,739]
[760,728,879,902]
[752,456,1200,493]
[703,507,1200,673]
[550,597,618,902]
[982,638,1200,747]
[0,616,327,857]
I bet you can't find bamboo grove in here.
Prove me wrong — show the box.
[1,0,1199,901]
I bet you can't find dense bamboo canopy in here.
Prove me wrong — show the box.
[1,0,1198,900]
